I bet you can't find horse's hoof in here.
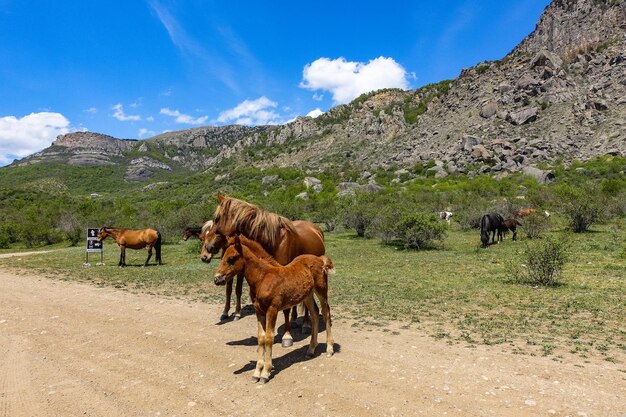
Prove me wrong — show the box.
[220,313,229,321]
[326,351,334,357]
[281,338,293,348]
[233,314,241,321]
[259,377,269,384]
[251,376,260,383]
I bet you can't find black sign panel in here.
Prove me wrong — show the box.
[86,228,103,253]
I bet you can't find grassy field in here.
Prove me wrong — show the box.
[1,220,624,363]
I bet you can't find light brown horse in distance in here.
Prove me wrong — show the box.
[97,227,162,267]
[211,192,326,347]
[214,234,334,383]
[513,207,550,218]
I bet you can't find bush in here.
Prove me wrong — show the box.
[511,237,568,286]
[0,228,10,249]
[388,212,447,250]
[557,184,602,233]
[338,191,380,238]
[521,212,550,239]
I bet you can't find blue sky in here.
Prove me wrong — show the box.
[0,0,552,166]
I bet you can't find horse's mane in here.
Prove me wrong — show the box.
[201,220,214,234]
[214,195,296,252]
[230,235,281,266]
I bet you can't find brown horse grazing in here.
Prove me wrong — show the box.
[97,227,162,267]
[214,235,334,383]
[498,218,522,241]
[211,192,326,347]
[182,227,203,241]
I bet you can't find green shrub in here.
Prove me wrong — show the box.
[389,212,447,250]
[556,183,604,233]
[521,212,550,239]
[0,228,10,249]
[511,237,569,286]
[339,192,377,237]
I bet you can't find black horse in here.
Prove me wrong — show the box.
[480,213,505,247]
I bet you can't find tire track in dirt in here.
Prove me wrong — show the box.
[0,335,41,417]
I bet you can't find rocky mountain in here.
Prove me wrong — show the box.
[11,0,626,183]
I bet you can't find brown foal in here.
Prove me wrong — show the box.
[214,235,335,383]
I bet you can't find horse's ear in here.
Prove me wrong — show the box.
[234,234,242,254]
[217,192,225,203]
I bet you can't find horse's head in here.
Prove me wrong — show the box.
[182,229,192,241]
[201,224,228,263]
[213,235,245,286]
[96,227,109,242]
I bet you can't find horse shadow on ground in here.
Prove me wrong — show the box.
[232,342,342,381]
[215,305,256,326]
[224,312,330,343]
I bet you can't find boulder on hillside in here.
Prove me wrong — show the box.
[479,101,498,119]
[336,181,382,197]
[507,107,538,125]
[461,135,480,152]
[304,176,323,192]
[530,49,563,70]
[522,166,555,184]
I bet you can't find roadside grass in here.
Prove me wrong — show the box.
[1,220,624,362]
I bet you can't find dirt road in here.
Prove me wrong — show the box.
[0,267,624,417]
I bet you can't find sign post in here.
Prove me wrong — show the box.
[85,228,104,266]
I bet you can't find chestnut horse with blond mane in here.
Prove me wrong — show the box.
[211,192,326,347]
[214,234,334,383]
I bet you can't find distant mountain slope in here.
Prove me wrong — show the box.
[8,0,626,182]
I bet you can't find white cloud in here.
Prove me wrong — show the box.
[160,108,208,125]
[306,108,324,118]
[112,103,141,121]
[216,96,280,126]
[0,112,70,165]
[83,107,98,114]
[300,56,410,104]
[138,128,156,138]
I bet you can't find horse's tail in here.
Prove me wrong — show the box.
[155,230,162,263]
[320,255,336,275]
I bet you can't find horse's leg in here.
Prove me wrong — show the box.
[253,313,266,382]
[221,280,233,320]
[301,298,318,333]
[303,295,319,358]
[260,308,278,383]
[290,305,298,325]
[233,273,243,320]
[281,309,293,348]
[119,246,125,267]
[315,288,334,356]
[512,229,517,241]
[144,246,153,266]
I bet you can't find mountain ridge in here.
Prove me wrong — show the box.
[10,0,626,182]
